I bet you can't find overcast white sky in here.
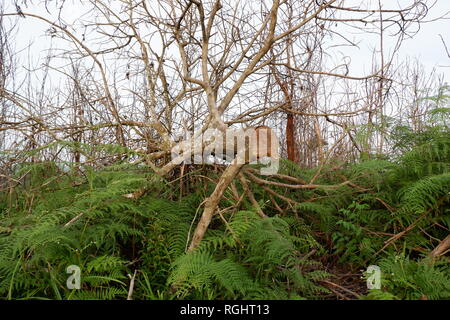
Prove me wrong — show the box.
[5,0,450,87]
[357,1,450,82]
[395,1,450,76]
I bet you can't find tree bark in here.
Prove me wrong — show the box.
[286,113,296,162]
[188,157,244,251]
[429,234,450,260]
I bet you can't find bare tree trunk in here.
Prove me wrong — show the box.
[286,113,296,162]
[188,158,244,251]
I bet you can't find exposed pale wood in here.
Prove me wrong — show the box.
[429,234,450,259]
[188,157,244,251]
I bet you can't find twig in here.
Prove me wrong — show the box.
[325,286,351,300]
[127,270,137,300]
[320,279,361,299]
[238,173,267,218]
[429,234,450,260]
[64,212,84,228]
[438,34,450,58]
[376,195,447,255]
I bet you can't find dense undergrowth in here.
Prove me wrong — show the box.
[0,126,449,300]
